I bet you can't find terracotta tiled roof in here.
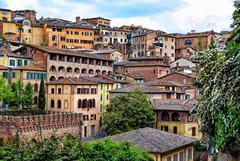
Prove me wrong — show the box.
[145,79,185,87]
[107,127,196,153]
[115,61,169,67]
[128,56,163,61]
[109,84,185,94]
[26,45,114,61]
[122,72,145,79]
[46,77,97,85]
[0,65,7,70]
[79,76,113,84]
[94,75,129,84]
[153,99,196,111]
[12,65,46,71]
[90,49,117,55]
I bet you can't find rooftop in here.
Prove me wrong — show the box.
[128,56,163,61]
[12,65,46,71]
[107,127,196,154]
[24,45,114,61]
[109,83,185,94]
[153,99,196,112]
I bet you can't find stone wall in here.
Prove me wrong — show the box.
[0,111,82,142]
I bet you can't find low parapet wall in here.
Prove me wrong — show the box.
[0,111,82,142]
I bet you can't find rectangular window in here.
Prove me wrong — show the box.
[58,88,62,94]
[12,72,16,78]
[33,38,37,43]
[167,156,172,161]
[9,59,15,66]
[173,126,177,134]
[173,154,178,161]
[17,60,22,66]
[188,148,192,160]
[90,114,96,120]
[77,88,81,94]
[51,88,54,94]
[83,115,89,121]
[24,60,28,65]
[2,72,8,78]
[180,152,184,161]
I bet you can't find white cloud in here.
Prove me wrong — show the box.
[2,0,235,33]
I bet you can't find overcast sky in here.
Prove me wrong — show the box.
[0,0,235,33]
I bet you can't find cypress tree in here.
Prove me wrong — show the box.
[38,78,46,110]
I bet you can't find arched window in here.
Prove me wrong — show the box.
[50,100,55,108]
[34,96,38,105]
[96,70,101,75]
[81,68,87,74]
[88,69,94,75]
[52,35,57,41]
[50,76,56,81]
[171,112,180,121]
[92,99,96,108]
[64,100,68,109]
[82,99,88,108]
[58,76,64,80]
[50,66,56,72]
[66,67,73,73]
[34,83,38,93]
[102,70,106,75]
[58,66,65,72]
[78,99,81,108]
[74,68,80,74]
[57,100,61,108]
[161,112,169,121]
[108,71,112,75]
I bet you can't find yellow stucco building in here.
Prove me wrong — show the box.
[154,99,202,140]
[108,127,196,161]
[0,9,12,21]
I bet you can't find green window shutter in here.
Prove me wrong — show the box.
[17,60,22,66]
[10,60,15,66]
[12,72,16,78]
[24,60,28,65]
[3,72,8,78]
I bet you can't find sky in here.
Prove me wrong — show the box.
[0,0,235,33]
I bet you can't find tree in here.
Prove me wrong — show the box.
[38,78,46,110]
[11,81,24,108]
[23,83,34,108]
[229,0,240,43]
[103,89,155,136]
[0,135,153,161]
[194,41,240,157]
[208,36,216,49]
[0,77,14,106]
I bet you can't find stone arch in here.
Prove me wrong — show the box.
[58,66,65,72]
[66,67,73,73]
[81,68,87,74]
[88,69,94,75]
[50,65,56,72]
[50,76,56,81]
[74,68,80,74]
[171,112,180,121]
[161,112,169,121]
[102,70,106,75]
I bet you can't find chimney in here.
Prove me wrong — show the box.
[191,30,196,33]
[76,16,81,23]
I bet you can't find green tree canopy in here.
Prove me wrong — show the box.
[194,42,240,155]
[23,83,34,108]
[0,135,153,161]
[38,79,46,110]
[229,0,240,43]
[103,89,155,136]
[0,77,14,105]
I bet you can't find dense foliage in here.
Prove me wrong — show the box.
[38,79,46,110]
[0,78,34,108]
[0,135,153,161]
[194,42,240,155]
[194,0,240,156]
[229,0,240,43]
[103,89,155,136]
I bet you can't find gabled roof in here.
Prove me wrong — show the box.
[107,127,196,154]
[109,84,185,94]
[153,99,196,112]
[158,72,194,80]
[12,65,46,71]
